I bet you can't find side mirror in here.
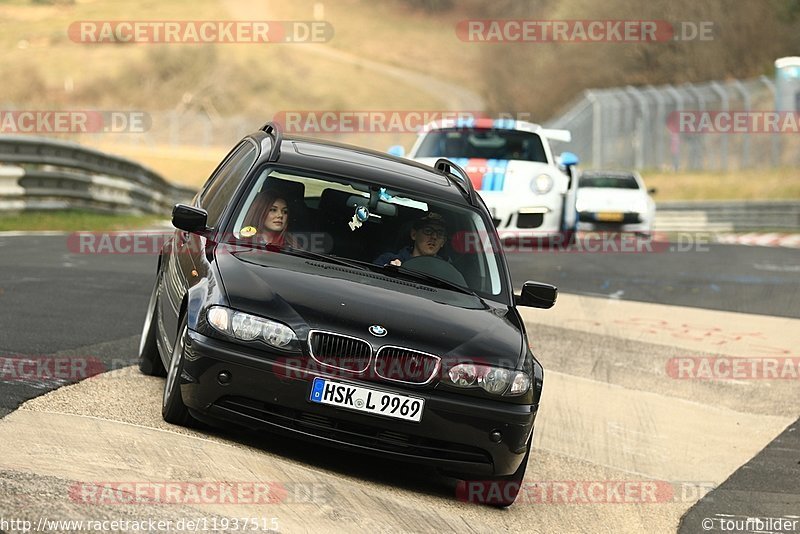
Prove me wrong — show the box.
[387,145,406,157]
[648,187,657,194]
[559,151,579,167]
[172,204,208,234]
[515,281,557,309]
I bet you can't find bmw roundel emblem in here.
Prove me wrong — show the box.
[369,325,387,337]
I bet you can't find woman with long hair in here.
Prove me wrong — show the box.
[241,189,298,248]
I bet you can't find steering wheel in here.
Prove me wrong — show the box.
[402,255,468,287]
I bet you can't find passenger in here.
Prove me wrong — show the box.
[374,212,448,266]
[240,190,298,248]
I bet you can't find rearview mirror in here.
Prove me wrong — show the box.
[172,204,208,234]
[347,195,398,217]
[515,281,557,309]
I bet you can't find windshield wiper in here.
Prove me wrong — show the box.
[262,243,369,271]
[325,257,480,298]
[387,264,481,298]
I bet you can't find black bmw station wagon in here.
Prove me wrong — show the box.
[138,123,556,506]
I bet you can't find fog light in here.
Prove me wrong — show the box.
[489,430,502,443]
[217,371,232,385]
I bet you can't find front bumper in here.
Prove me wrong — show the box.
[576,211,652,233]
[485,197,565,239]
[180,331,537,477]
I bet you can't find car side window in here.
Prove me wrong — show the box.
[201,143,258,228]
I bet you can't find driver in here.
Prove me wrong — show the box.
[374,212,448,266]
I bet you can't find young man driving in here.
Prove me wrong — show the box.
[374,212,448,267]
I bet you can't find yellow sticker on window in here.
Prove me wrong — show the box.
[240,226,257,237]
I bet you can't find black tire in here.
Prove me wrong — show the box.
[138,278,166,377]
[162,316,195,427]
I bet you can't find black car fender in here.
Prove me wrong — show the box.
[185,260,228,333]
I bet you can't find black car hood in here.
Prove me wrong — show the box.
[215,248,525,366]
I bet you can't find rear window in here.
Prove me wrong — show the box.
[415,128,547,163]
[579,175,640,189]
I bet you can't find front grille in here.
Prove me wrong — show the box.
[309,331,372,373]
[374,346,441,385]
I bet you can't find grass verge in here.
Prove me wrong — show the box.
[0,210,166,232]
[643,168,800,201]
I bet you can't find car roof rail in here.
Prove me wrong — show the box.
[434,158,478,206]
[260,121,282,161]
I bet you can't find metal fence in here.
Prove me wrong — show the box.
[546,76,800,171]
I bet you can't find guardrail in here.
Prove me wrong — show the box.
[0,135,196,215]
[655,201,800,232]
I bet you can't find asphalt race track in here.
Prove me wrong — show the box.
[0,232,798,533]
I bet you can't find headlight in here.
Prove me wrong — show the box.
[531,174,553,194]
[206,306,298,349]
[479,367,512,394]
[448,363,477,386]
[444,363,530,396]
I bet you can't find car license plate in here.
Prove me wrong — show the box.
[309,377,424,423]
[596,211,624,222]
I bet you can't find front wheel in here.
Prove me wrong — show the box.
[162,316,195,427]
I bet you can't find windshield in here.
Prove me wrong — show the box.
[223,166,509,302]
[579,174,640,189]
[415,128,548,163]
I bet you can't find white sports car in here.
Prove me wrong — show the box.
[393,118,580,241]
[575,170,656,235]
